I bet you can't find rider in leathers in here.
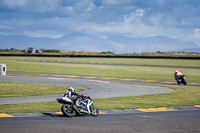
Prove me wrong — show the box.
[63,87,85,107]
[174,70,184,85]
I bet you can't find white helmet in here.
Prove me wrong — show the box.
[68,87,75,92]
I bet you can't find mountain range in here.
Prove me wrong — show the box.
[0,32,199,53]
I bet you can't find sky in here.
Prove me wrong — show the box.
[0,0,200,46]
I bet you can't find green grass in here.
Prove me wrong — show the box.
[0,56,200,83]
[0,102,61,114]
[0,56,200,113]
[94,84,200,110]
[1,56,200,67]
[0,84,200,113]
[0,81,84,98]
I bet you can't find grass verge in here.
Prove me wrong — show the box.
[0,56,199,113]
[1,57,200,83]
[0,81,84,98]
[94,84,200,110]
[0,84,199,113]
[1,56,200,67]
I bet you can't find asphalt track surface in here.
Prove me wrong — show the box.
[7,72,200,87]
[0,75,172,104]
[1,75,200,132]
[1,110,200,133]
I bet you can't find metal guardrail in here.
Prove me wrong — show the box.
[0,54,200,59]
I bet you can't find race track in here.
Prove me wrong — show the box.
[7,72,200,87]
[0,74,200,133]
[1,110,200,133]
[0,75,171,104]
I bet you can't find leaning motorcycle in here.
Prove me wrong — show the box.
[176,75,187,85]
[56,95,99,117]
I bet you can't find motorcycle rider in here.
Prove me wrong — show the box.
[174,70,184,85]
[63,87,85,107]
[57,87,99,117]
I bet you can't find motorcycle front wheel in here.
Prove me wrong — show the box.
[181,78,187,85]
[90,104,99,116]
[61,104,75,117]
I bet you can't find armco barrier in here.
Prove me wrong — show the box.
[0,54,200,59]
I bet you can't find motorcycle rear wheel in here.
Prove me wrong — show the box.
[61,104,75,117]
[90,104,99,116]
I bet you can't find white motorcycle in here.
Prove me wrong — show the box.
[57,95,99,117]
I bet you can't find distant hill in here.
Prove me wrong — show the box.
[107,35,200,53]
[56,33,125,52]
[0,33,199,53]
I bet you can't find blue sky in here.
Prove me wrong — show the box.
[0,0,200,46]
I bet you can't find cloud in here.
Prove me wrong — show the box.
[1,0,27,9]
[124,9,144,23]
[76,19,160,38]
[0,0,200,46]
[101,0,131,5]
[24,30,63,38]
[38,0,60,12]
[188,28,200,45]
[0,23,12,29]
[193,28,200,38]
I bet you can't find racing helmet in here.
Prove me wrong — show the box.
[174,70,179,75]
[68,87,75,92]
